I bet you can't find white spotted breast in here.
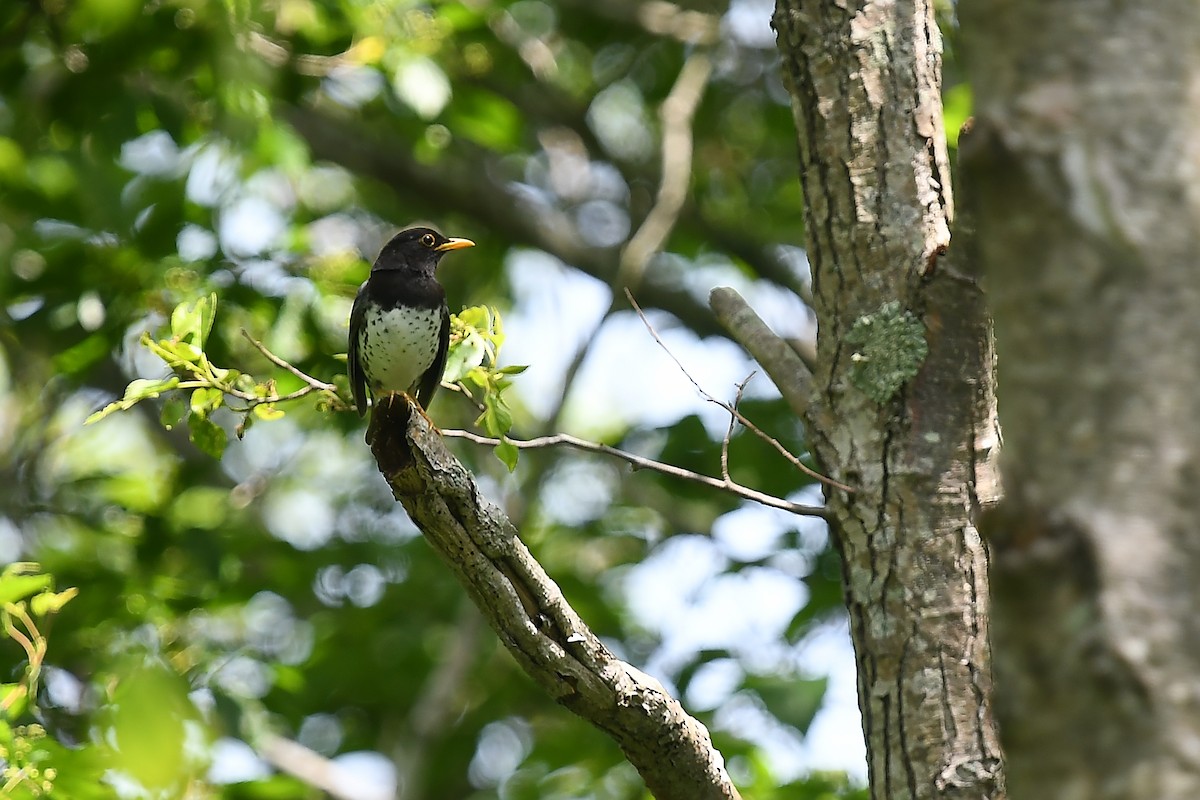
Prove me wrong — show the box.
[358,304,444,395]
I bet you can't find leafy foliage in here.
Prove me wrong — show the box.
[87,296,524,465]
[445,305,526,469]
[0,564,78,796]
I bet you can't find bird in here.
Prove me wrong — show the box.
[348,227,474,417]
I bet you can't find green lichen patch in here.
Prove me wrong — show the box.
[844,301,928,403]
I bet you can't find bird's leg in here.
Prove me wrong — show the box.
[400,392,440,433]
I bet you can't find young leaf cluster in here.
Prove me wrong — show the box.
[0,564,76,797]
[86,297,527,468]
[444,306,528,470]
[85,295,342,458]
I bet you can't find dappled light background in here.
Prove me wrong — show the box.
[0,0,920,796]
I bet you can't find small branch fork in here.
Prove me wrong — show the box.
[237,330,347,409]
[624,289,854,494]
[722,372,754,484]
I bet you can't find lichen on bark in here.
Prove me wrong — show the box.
[845,301,929,404]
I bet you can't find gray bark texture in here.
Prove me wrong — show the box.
[366,398,742,800]
[771,2,1005,798]
[959,3,1200,798]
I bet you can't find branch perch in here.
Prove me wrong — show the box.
[366,397,742,800]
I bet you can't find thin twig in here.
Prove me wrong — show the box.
[443,429,828,517]
[625,288,855,494]
[241,329,338,392]
[234,329,348,411]
[709,287,814,418]
[722,372,755,483]
[439,380,487,414]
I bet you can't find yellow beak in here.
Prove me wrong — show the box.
[435,237,475,252]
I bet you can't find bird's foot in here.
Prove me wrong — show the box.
[383,392,439,433]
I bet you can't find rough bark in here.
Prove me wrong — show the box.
[366,397,741,800]
[958,3,1200,798]
[772,2,1005,798]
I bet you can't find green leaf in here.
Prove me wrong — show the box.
[443,331,487,383]
[253,403,284,421]
[478,392,513,438]
[160,397,186,430]
[187,414,227,459]
[464,366,490,388]
[29,587,78,617]
[124,377,180,402]
[497,364,528,375]
[190,387,223,417]
[494,438,519,472]
[0,574,52,606]
[454,305,491,331]
[171,299,201,341]
[197,293,217,347]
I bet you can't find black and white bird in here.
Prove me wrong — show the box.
[348,227,474,416]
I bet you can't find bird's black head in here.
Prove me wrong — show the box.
[372,227,475,278]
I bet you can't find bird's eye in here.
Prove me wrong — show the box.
[420,233,436,248]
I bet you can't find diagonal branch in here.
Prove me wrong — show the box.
[282,105,727,340]
[366,397,742,800]
[616,52,713,289]
[258,734,383,800]
[540,49,714,436]
[708,286,814,419]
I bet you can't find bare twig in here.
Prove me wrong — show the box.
[438,380,487,414]
[442,428,827,518]
[722,372,755,483]
[626,288,855,494]
[241,329,338,392]
[232,329,348,410]
[709,287,814,419]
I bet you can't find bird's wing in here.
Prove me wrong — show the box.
[416,303,451,410]
[348,283,370,416]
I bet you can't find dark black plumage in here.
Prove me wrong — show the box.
[348,227,474,416]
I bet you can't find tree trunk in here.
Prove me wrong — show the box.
[772,2,1005,798]
[959,3,1200,798]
